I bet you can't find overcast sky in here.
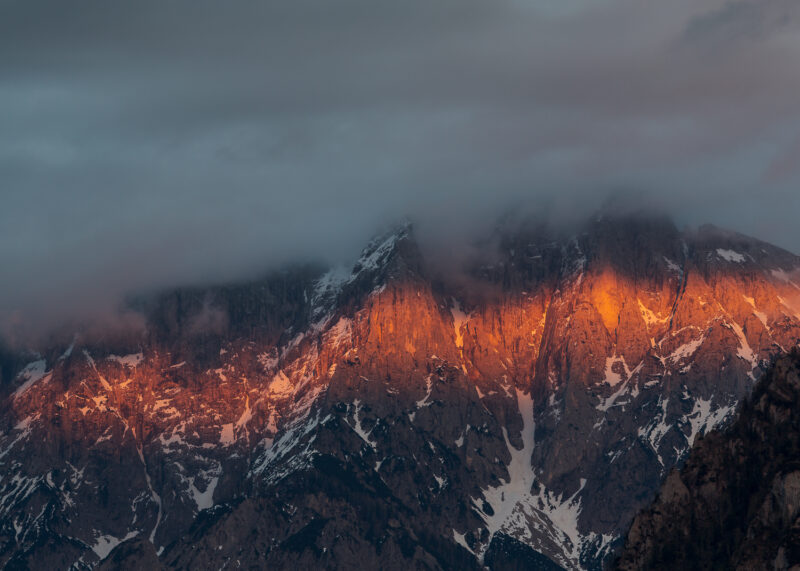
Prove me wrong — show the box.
[2,0,800,342]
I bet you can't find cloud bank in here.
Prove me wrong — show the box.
[2,0,800,342]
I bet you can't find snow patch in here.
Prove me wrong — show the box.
[235,396,253,430]
[136,443,162,546]
[189,474,219,511]
[455,426,469,448]
[686,398,734,446]
[257,352,279,371]
[724,321,758,373]
[452,530,474,554]
[92,531,138,560]
[325,317,352,348]
[716,248,746,263]
[13,360,50,398]
[358,230,403,272]
[637,397,671,460]
[108,353,144,368]
[638,299,669,329]
[349,400,376,449]
[451,299,470,349]
[596,361,642,413]
[269,371,294,398]
[475,389,591,568]
[663,257,682,274]
[416,375,433,408]
[602,355,630,387]
[668,335,705,365]
[310,265,351,320]
[743,295,769,328]
[59,339,75,360]
[219,423,235,446]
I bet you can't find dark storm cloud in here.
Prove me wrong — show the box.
[2,0,800,342]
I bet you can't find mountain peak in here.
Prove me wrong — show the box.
[3,214,800,570]
[352,221,416,276]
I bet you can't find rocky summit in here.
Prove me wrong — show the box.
[2,214,800,570]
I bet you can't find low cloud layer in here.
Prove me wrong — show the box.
[2,0,800,343]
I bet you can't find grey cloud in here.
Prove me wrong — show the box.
[2,0,800,343]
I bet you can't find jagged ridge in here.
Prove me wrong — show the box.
[1,215,800,569]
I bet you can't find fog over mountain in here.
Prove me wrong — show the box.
[3,0,800,341]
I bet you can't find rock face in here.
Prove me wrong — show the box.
[2,214,800,570]
[616,350,800,570]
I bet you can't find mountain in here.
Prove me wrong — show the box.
[616,350,800,570]
[2,214,800,570]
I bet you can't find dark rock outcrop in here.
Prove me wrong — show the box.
[617,350,800,570]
